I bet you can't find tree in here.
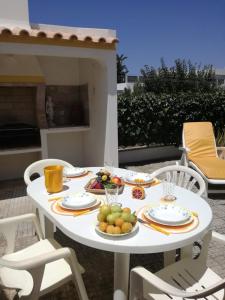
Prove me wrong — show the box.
[117,54,129,83]
[140,58,216,94]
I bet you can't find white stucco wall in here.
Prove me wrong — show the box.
[0,0,30,28]
[37,56,79,85]
[46,132,84,166]
[80,59,107,166]
[0,54,43,76]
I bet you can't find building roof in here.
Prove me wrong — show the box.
[0,23,118,50]
[215,68,225,76]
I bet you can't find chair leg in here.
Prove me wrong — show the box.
[129,269,144,300]
[69,249,89,300]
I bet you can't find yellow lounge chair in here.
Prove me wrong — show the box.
[181,121,225,196]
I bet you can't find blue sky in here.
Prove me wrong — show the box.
[29,0,225,75]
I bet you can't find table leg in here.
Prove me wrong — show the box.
[164,250,176,266]
[114,252,130,300]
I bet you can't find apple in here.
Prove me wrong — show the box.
[100,205,111,216]
[90,180,103,189]
[111,176,122,186]
[94,182,104,189]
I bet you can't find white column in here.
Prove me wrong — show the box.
[105,54,118,167]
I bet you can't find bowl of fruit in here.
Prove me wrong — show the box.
[85,169,124,194]
[95,204,138,236]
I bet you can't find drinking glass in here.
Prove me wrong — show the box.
[105,185,120,206]
[161,180,176,202]
[44,165,63,193]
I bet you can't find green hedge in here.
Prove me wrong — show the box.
[118,91,225,147]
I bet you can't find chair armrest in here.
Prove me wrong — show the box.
[217,146,225,151]
[0,213,38,225]
[179,147,190,166]
[0,247,73,270]
[0,213,43,240]
[212,231,225,244]
[130,267,225,299]
[179,146,190,153]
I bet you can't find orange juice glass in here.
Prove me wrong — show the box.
[44,165,63,193]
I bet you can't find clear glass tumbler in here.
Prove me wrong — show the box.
[162,180,176,202]
[105,185,119,206]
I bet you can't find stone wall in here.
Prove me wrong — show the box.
[0,84,47,128]
[46,84,89,127]
[0,86,37,125]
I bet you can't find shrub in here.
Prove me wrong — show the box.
[118,91,225,147]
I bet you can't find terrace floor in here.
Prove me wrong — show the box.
[0,160,225,299]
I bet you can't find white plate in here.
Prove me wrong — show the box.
[124,172,153,184]
[63,167,87,177]
[60,192,97,210]
[95,223,139,237]
[143,211,194,226]
[146,205,191,226]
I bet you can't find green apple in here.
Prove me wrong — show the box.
[111,205,122,213]
[121,212,131,222]
[100,205,111,216]
[106,214,116,225]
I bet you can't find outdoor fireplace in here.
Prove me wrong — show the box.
[0,0,118,180]
[0,84,46,149]
[0,123,40,149]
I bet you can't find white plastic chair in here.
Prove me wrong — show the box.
[151,165,206,266]
[24,159,74,236]
[152,165,206,197]
[130,231,225,300]
[24,158,74,186]
[0,213,88,300]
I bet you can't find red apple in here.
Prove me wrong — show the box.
[90,180,104,189]
[95,182,104,189]
[111,176,122,186]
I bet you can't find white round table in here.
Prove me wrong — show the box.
[27,167,213,300]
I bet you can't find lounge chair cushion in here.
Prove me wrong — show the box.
[191,157,225,179]
[184,122,225,179]
[184,122,217,159]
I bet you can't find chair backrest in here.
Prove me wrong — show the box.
[24,159,74,186]
[183,122,217,159]
[152,165,206,196]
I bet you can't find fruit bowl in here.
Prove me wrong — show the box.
[95,204,138,236]
[96,222,138,237]
[84,178,124,194]
[84,169,124,194]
